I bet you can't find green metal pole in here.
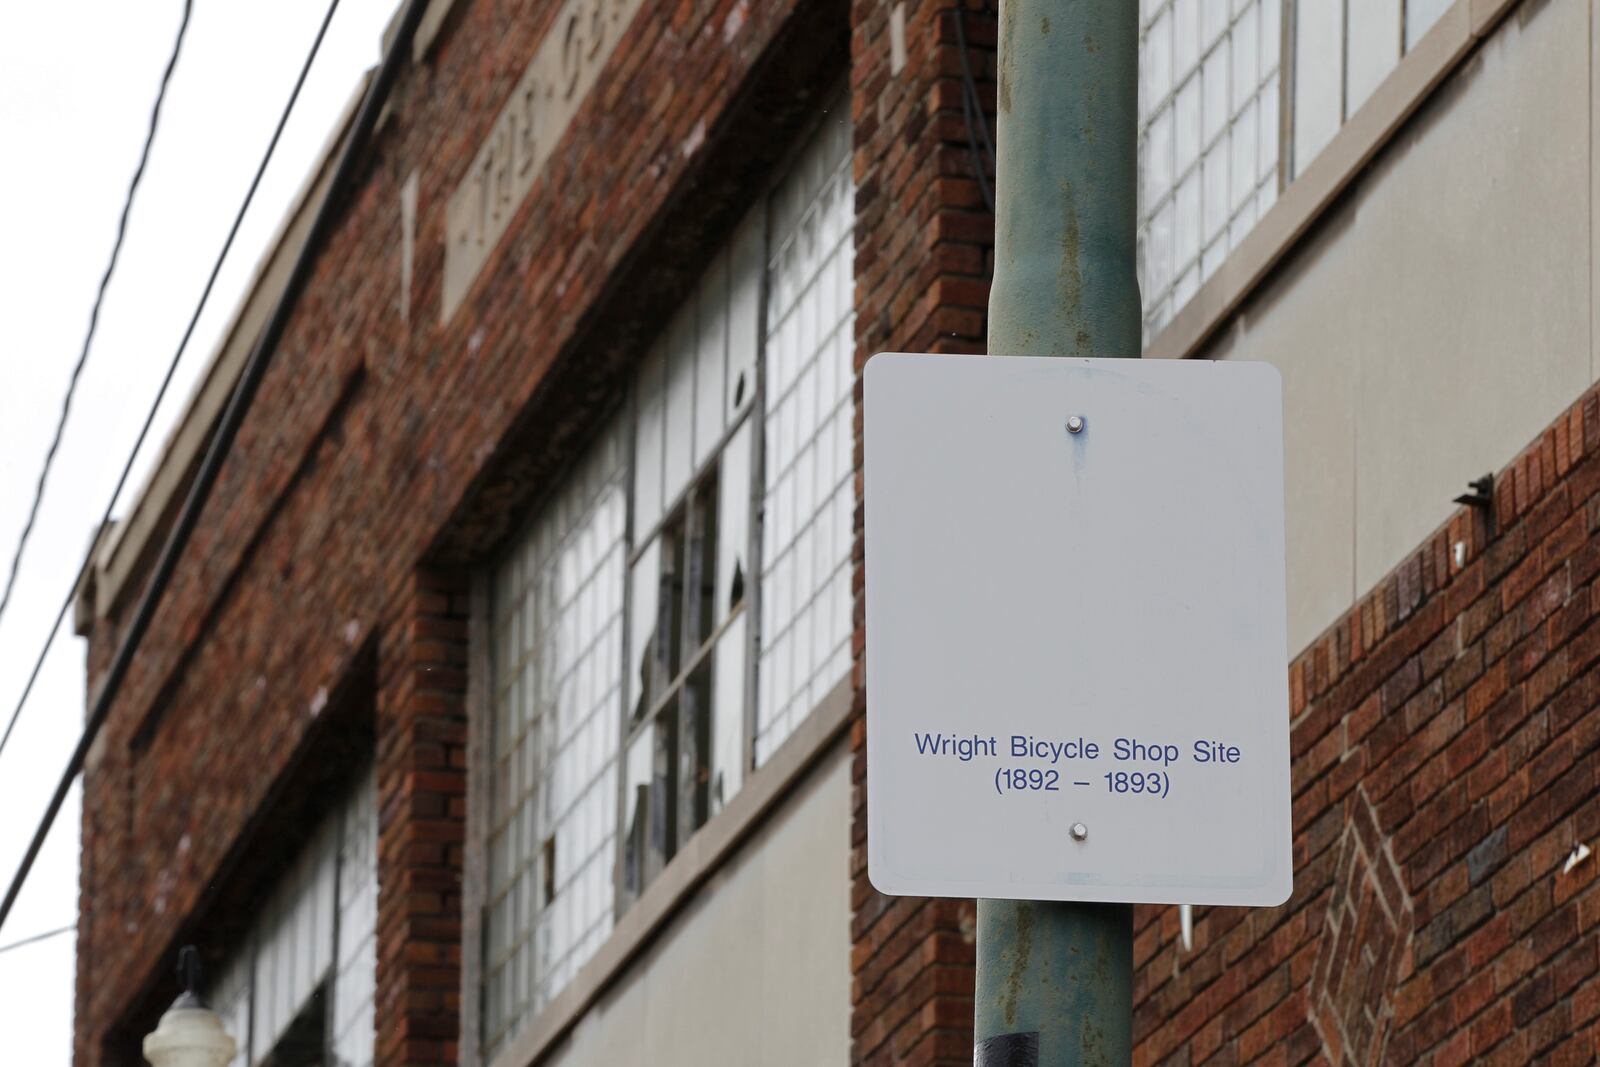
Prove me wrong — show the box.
[975,0,1138,1064]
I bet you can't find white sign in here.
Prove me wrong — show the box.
[864,353,1292,906]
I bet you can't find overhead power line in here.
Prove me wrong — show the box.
[952,9,997,216]
[0,0,195,634]
[0,0,346,768]
[0,0,434,940]
[0,923,75,957]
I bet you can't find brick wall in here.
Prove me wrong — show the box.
[73,0,847,1060]
[374,568,470,1067]
[848,0,995,1063]
[848,384,1600,1063]
[1140,385,1600,1066]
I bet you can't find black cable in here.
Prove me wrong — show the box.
[0,0,345,768]
[0,0,433,940]
[952,7,996,216]
[0,1,194,635]
[0,923,74,956]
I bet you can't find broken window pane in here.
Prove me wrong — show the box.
[627,538,659,722]
[633,347,666,535]
[694,251,728,467]
[711,613,748,813]
[716,420,752,624]
[726,210,763,423]
[677,660,713,844]
[683,477,719,657]
[663,311,696,510]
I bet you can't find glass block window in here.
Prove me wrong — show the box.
[1138,0,1282,338]
[206,767,377,1067]
[479,101,854,1051]
[756,112,855,764]
[330,766,379,1067]
[483,424,627,1056]
[1292,0,1447,178]
[622,210,762,900]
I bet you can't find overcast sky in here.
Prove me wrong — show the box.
[0,1,399,1059]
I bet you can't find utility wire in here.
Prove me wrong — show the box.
[952,8,997,216]
[0,923,74,957]
[0,1,195,635]
[0,0,345,768]
[0,0,434,941]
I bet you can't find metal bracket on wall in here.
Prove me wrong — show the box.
[1453,474,1494,510]
[1453,473,1495,536]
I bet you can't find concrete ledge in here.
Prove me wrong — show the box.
[1147,0,1521,362]
[487,676,856,1067]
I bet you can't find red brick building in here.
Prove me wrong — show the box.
[73,0,1599,1064]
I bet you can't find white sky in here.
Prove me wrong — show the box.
[0,1,400,1060]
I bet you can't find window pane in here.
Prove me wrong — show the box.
[694,250,728,467]
[1200,0,1229,51]
[683,479,718,655]
[1229,195,1257,248]
[716,420,753,623]
[1174,0,1199,75]
[487,422,626,1051]
[1174,167,1201,271]
[628,539,659,720]
[1146,199,1174,299]
[1201,38,1229,147]
[711,612,748,813]
[1346,0,1401,117]
[1230,100,1256,215]
[1202,145,1229,243]
[1405,0,1450,50]
[677,660,713,842]
[1260,0,1280,71]
[621,728,653,899]
[1201,235,1226,280]
[1230,4,1257,112]
[726,209,763,422]
[214,772,377,1067]
[633,347,665,536]
[759,112,855,762]
[663,312,695,510]
[1143,9,1173,112]
[1258,71,1279,183]
[1143,105,1175,212]
[1174,73,1201,177]
[1293,0,1342,175]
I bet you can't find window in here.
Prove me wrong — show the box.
[208,768,377,1067]
[1290,0,1451,177]
[483,424,626,1052]
[621,211,761,903]
[480,105,854,1058]
[756,113,855,764]
[1138,0,1282,338]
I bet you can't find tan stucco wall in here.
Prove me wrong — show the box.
[1200,0,1595,655]
[539,745,852,1067]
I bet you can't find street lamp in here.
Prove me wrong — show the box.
[142,946,236,1067]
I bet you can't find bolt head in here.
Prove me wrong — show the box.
[1070,822,1088,841]
[1066,415,1085,434]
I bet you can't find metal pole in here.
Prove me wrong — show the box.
[975,0,1138,1064]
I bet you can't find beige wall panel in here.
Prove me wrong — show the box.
[1348,0,1589,596]
[1206,0,1590,651]
[542,747,851,1067]
[1207,262,1359,656]
[758,748,853,1064]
